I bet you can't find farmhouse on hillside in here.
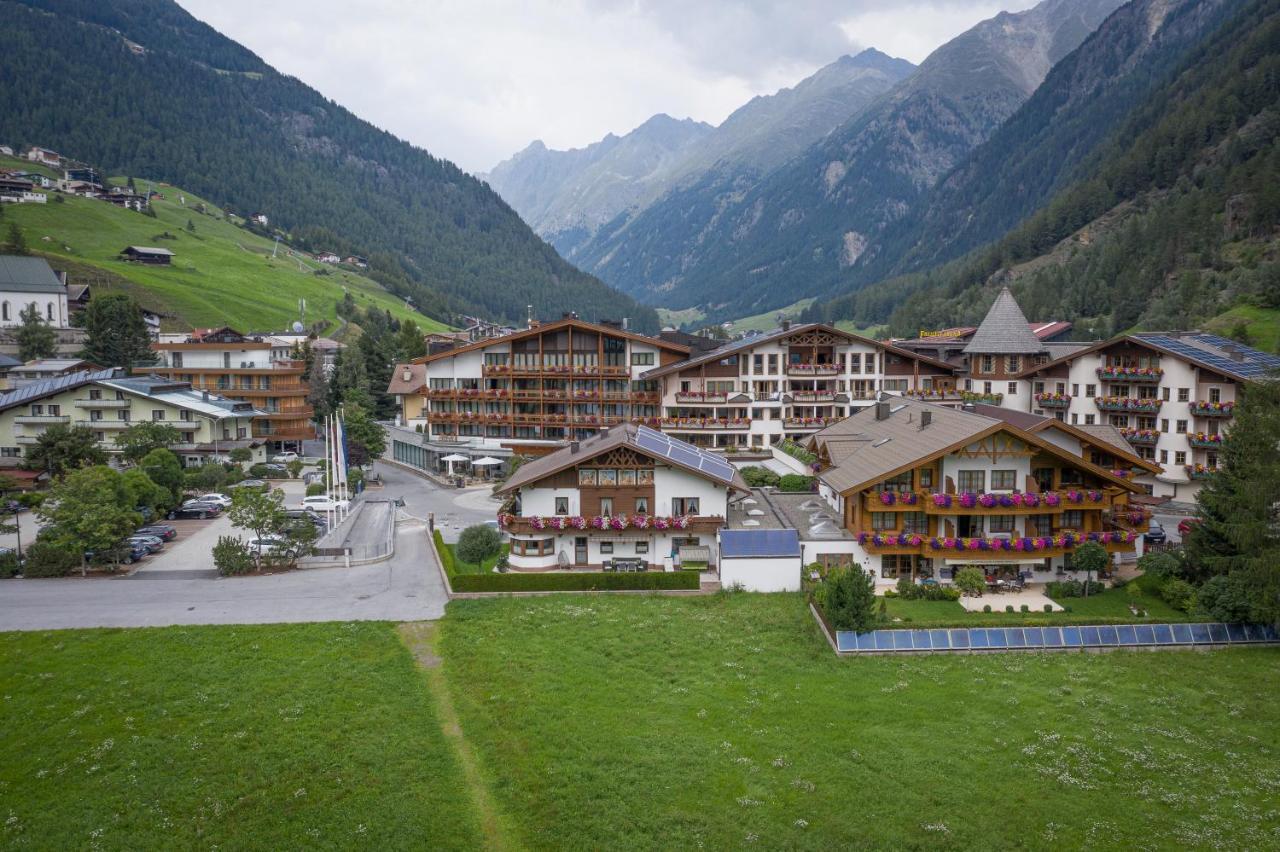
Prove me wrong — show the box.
[119,246,174,265]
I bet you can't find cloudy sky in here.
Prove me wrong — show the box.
[180,0,1036,174]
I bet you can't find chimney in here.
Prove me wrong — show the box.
[601,426,611,437]
[875,401,890,420]
[781,320,791,332]
[622,317,629,331]
[569,440,580,454]
[202,390,209,402]
[920,411,932,430]
[526,304,534,329]
[401,367,412,382]
[1228,348,1244,362]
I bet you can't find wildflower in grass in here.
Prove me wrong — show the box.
[772,756,789,768]
[921,822,950,833]
[794,819,809,829]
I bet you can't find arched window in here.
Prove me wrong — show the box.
[1,303,9,321]
[46,302,54,321]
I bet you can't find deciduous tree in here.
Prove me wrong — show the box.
[114,422,180,464]
[24,424,106,477]
[227,487,287,563]
[37,466,140,574]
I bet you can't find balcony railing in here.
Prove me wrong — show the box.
[501,514,726,534]
[1094,396,1161,413]
[661,417,751,430]
[1120,428,1160,446]
[675,391,728,403]
[76,419,131,429]
[1033,393,1071,408]
[854,529,1139,558]
[789,390,835,403]
[1190,401,1234,418]
[14,415,70,425]
[784,417,829,429]
[1186,431,1224,448]
[787,363,839,376]
[483,363,629,377]
[866,489,1112,514]
[1186,464,1219,480]
[1097,366,1163,382]
[74,398,131,409]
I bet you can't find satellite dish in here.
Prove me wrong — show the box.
[291,321,305,333]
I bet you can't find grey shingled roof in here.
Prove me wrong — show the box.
[963,288,1048,355]
[0,255,65,293]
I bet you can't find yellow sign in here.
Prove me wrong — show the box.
[919,329,965,339]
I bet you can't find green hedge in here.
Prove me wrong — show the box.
[432,528,698,592]
[450,571,700,593]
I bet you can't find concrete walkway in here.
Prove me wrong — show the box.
[0,520,448,631]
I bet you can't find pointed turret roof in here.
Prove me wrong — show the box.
[963,287,1047,355]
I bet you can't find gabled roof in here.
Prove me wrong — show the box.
[122,246,175,256]
[387,363,426,395]
[970,404,1161,475]
[810,395,1141,496]
[99,376,260,418]
[641,322,955,380]
[0,255,65,294]
[963,287,1047,355]
[414,317,689,365]
[1017,331,1280,383]
[496,423,748,496]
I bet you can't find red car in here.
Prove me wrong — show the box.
[1177,518,1200,537]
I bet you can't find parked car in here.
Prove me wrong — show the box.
[1143,519,1167,545]
[302,471,325,486]
[86,543,148,565]
[246,536,297,556]
[261,463,289,476]
[301,495,350,512]
[137,523,177,541]
[285,508,327,529]
[272,451,300,463]
[167,503,223,520]
[184,493,233,508]
[1177,517,1200,537]
[128,535,165,553]
[230,479,268,492]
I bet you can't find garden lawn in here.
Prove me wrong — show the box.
[0,623,481,850]
[439,593,1280,850]
[883,585,1201,627]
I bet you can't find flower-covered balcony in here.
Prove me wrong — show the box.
[1185,464,1219,480]
[1186,431,1224,448]
[1094,396,1161,414]
[1033,392,1071,409]
[864,489,1109,514]
[855,530,1139,558]
[786,363,839,376]
[675,390,729,404]
[1097,366,1163,382]
[1120,427,1160,446]
[499,513,725,534]
[1190,401,1234,418]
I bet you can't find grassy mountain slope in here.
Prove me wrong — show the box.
[1,165,447,333]
[0,0,657,331]
[574,0,1121,322]
[811,0,1280,344]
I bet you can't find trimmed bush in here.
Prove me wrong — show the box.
[0,550,19,578]
[777,474,815,493]
[456,524,502,566]
[433,529,456,576]
[213,535,255,577]
[1005,605,1014,613]
[451,570,700,593]
[22,541,79,577]
[1020,604,1030,613]
[1044,604,1053,613]
[982,605,991,613]
[740,466,780,488]
[953,566,985,597]
[305,483,326,497]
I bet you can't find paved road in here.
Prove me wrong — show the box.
[374,462,500,541]
[0,520,448,631]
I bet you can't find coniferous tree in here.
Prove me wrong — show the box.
[1184,379,1280,627]
[80,294,153,368]
[5,222,27,255]
[15,304,56,361]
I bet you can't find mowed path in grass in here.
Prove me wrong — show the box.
[0,623,482,849]
[438,594,1280,850]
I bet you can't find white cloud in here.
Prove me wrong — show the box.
[177,1,1037,173]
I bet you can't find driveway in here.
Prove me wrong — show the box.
[373,462,500,542]
[0,520,448,631]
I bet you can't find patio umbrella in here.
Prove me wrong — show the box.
[471,457,502,466]
[440,453,469,476]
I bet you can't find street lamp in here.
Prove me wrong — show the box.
[8,499,22,561]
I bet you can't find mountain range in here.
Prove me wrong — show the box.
[808,0,1278,345]
[486,0,1124,322]
[0,0,659,331]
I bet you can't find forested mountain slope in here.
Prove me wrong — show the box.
[571,0,1121,322]
[0,0,657,331]
[851,0,1240,285]
[809,0,1280,343]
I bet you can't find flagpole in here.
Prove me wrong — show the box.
[326,413,337,531]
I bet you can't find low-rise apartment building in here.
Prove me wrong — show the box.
[0,369,264,468]
[146,327,314,448]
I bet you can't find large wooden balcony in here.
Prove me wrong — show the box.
[855,531,1139,560]
[661,417,751,430]
[786,363,839,376]
[483,363,630,378]
[503,514,726,535]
